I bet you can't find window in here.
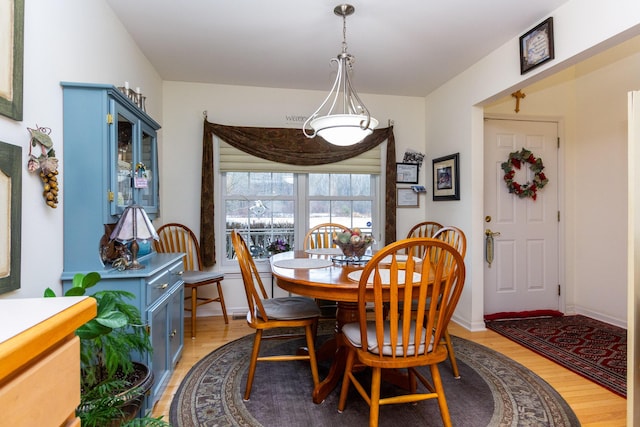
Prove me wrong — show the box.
[308,173,374,233]
[223,172,378,262]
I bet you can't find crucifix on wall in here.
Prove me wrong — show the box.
[511,90,526,113]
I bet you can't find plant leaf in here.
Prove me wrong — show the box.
[76,320,112,339]
[95,310,128,329]
[82,272,102,289]
[64,286,86,297]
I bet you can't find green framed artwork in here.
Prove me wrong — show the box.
[0,141,21,293]
[0,0,24,121]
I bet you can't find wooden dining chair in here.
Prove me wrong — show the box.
[406,221,443,238]
[154,223,227,338]
[432,226,466,263]
[303,223,352,250]
[337,238,466,427]
[405,221,443,258]
[432,225,467,379]
[230,230,321,401]
[303,223,352,316]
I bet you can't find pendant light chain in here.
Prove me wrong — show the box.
[342,11,348,55]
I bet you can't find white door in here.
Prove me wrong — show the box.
[483,118,559,315]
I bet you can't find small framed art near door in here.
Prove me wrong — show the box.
[432,153,460,201]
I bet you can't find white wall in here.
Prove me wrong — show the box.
[572,45,640,324]
[0,0,162,298]
[161,81,425,314]
[424,0,640,331]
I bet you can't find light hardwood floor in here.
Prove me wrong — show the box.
[152,316,627,426]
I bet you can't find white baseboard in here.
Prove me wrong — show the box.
[571,305,627,329]
[451,314,486,332]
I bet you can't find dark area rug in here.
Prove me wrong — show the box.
[170,326,580,426]
[485,314,626,397]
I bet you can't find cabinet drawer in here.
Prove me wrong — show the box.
[147,267,181,306]
[167,259,184,276]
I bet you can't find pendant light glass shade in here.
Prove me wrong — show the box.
[311,114,378,146]
[303,4,378,146]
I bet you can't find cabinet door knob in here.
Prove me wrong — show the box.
[157,283,168,289]
[177,270,184,276]
[169,329,177,338]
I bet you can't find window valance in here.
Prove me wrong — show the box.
[200,118,397,267]
[218,139,382,174]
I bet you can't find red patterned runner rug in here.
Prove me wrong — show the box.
[485,314,627,397]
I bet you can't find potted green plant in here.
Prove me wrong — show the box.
[45,272,169,427]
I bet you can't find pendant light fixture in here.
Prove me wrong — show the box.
[303,4,378,146]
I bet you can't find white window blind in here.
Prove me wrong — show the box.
[217,138,383,174]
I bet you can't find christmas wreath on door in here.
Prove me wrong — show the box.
[501,148,548,201]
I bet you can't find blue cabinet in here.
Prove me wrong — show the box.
[61,82,160,272]
[61,82,183,414]
[61,253,185,414]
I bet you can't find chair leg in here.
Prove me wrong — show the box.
[443,329,460,378]
[304,324,320,386]
[369,367,382,427]
[191,286,198,339]
[217,281,229,324]
[311,317,319,343]
[430,363,452,427]
[338,348,356,412]
[244,330,263,401]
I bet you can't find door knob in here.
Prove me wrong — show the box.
[485,229,500,237]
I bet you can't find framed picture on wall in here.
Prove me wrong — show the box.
[396,163,419,184]
[432,153,460,201]
[0,0,24,121]
[0,141,22,294]
[519,17,554,74]
[396,188,419,208]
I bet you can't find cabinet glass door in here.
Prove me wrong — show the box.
[109,95,159,219]
[137,123,158,214]
[115,112,135,213]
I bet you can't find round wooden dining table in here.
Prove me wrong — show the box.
[270,249,377,404]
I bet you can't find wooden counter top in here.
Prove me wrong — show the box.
[0,296,96,382]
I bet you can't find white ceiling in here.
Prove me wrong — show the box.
[105,0,569,97]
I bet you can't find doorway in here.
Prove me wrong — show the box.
[483,117,560,315]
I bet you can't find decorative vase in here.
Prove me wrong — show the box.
[334,239,373,260]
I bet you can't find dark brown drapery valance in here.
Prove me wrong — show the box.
[200,118,396,267]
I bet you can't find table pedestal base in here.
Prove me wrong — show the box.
[312,301,357,404]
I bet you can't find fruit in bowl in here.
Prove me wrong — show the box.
[333,229,374,259]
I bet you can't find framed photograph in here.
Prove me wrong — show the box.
[396,162,419,184]
[396,188,419,208]
[0,141,22,294]
[519,17,554,75]
[0,0,24,121]
[432,153,460,201]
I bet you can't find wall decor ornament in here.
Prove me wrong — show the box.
[27,125,59,208]
[501,148,548,201]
